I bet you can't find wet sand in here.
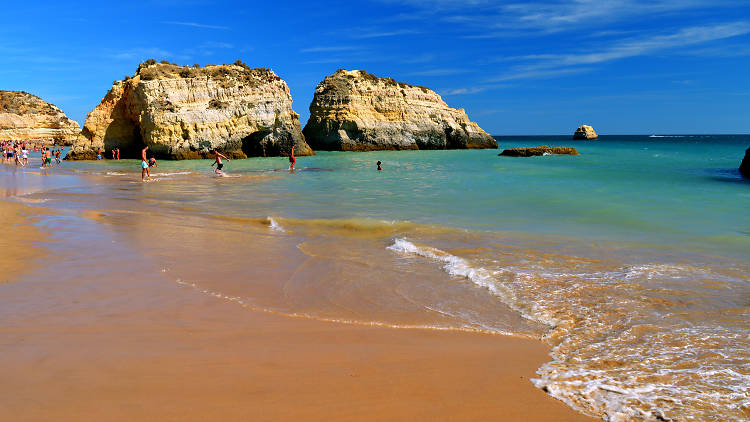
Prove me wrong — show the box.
[0,199,593,421]
[0,200,47,283]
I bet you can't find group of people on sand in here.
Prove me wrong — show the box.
[1,140,62,167]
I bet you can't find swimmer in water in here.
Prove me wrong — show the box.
[141,146,150,181]
[377,160,382,171]
[211,149,229,175]
[288,145,296,170]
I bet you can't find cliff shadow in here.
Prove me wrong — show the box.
[103,122,146,159]
[242,130,279,157]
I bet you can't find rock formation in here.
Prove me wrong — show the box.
[740,148,749,178]
[303,69,497,151]
[0,91,79,144]
[67,60,312,160]
[499,145,579,157]
[573,125,598,140]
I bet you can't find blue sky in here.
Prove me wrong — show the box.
[2,0,749,135]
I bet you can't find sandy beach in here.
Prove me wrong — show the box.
[0,197,591,421]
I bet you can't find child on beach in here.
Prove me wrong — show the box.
[21,147,28,166]
[211,149,229,175]
[54,149,61,165]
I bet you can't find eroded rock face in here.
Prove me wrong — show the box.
[740,148,749,179]
[67,61,312,160]
[499,145,579,157]
[303,69,497,151]
[573,125,598,140]
[0,91,80,145]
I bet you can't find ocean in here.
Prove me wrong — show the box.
[3,135,749,421]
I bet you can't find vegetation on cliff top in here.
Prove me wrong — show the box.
[133,60,283,88]
[322,69,431,94]
[0,91,64,116]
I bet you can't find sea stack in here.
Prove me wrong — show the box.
[303,69,497,151]
[740,148,750,178]
[0,91,80,145]
[67,60,312,160]
[573,125,598,140]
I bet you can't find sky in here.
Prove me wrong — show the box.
[1,0,749,135]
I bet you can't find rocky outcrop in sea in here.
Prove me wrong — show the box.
[0,91,80,144]
[740,148,749,178]
[67,60,312,160]
[302,69,497,151]
[573,125,598,140]
[499,145,579,157]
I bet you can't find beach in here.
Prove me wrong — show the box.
[0,199,589,421]
[1,135,748,421]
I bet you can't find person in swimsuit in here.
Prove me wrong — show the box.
[21,147,29,166]
[211,149,229,175]
[288,145,296,170]
[45,148,53,167]
[115,147,120,160]
[54,149,61,165]
[148,157,158,168]
[141,146,150,181]
[377,160,382,171]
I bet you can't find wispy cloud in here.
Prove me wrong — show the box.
[380,0,740,36]
[162,21,229,30]
[509,22,750,69]
[490,67,595,82]
[351,29,421,39]
[300,46,360,53]
[440,87,489,95]
[408,68,472,76]
[106,47,174,61]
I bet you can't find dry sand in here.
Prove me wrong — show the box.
[0,199,592,421]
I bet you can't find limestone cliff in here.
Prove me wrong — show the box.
[303,69,496,151]
[67,61,312,160]
[740,148,749,179]
[0,91,79,144]
[573,125,598,140]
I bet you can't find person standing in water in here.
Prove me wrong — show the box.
[288,145,296,170]
[377,160,382,171]
[211,149,229,175]
[141,146,150,181]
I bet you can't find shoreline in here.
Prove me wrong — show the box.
[0,195,592,421]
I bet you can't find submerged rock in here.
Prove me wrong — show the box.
[303,69,497,151]
[0,91,79,145]
[573,125,598,140]
[741,148,749,178]
[67,60,312,160]
[499,145,579,157]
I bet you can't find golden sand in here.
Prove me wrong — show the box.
[0,199,591,421]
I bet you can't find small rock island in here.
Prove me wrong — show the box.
[67,60,312,160]
[303,69,497,151]
[573,125,598,140]
[499,145,579,157]
[0,91,80,144]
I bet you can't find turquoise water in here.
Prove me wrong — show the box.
[67,134,750,257]
[5,135,750,421]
